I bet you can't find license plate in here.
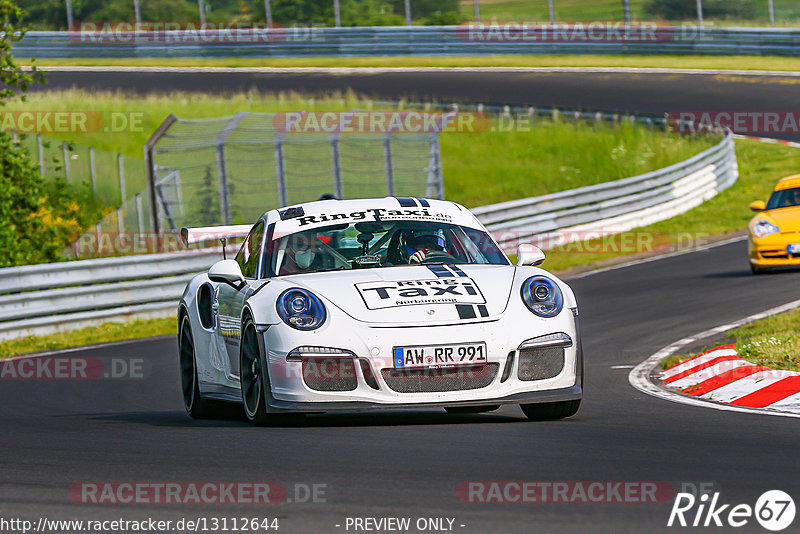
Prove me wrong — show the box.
[393,342,487,370]
[789,244,800,254]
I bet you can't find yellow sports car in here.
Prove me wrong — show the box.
[748,174,800,274]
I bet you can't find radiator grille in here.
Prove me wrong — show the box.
[517,347,565,381]
[302,357,358,391]
[381,364,499,393]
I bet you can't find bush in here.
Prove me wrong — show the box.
[387,0,461,23]
[0,135,105,266]
[644,0,755,20]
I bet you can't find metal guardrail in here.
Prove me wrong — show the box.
[0,132,737,342]
[11,26,800,58]
[0,252,218,340]
[474,131,737,250]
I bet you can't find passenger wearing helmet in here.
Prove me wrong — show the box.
[280,233,321,274]
[403,230,447,264]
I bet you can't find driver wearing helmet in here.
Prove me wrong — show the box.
[402,230,447,264]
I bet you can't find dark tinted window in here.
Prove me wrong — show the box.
[767,187,800,210]
[235,221,265,278]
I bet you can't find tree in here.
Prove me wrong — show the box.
[196,165,220,226]
[644,0,754,20]
[387,0,460,24]
[0,0,93,266]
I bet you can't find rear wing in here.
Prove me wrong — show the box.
[180,225,253,247]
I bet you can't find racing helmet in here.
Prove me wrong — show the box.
[400,229,447,261]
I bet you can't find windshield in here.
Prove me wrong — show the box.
[267,221,509,276]
[767,187,800,210]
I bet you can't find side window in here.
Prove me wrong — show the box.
[235,222,265,278]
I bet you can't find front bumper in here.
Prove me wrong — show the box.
[261,306,582,412]
[749,232,800,268]
[269,384,582,412]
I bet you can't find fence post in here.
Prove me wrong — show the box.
[175,170,185,217]
[426,133,444,200]
[118,154,126,205]
[383,134,395,196]
[144,113,179,239]
[95,223,102,256]
[62,142,70,182]
[135,193,145,234]
[331,135,343,199]
[37,134,44,176]
[116,206,124,236]
[89,147,97,196]
[215,144,231,225]
[275,139,288,207]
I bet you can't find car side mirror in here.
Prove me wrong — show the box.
[749,200,766,212]
[208,259,245,288]
[516,244,545,266]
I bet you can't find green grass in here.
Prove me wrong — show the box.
[730,308,800,370]
[462,0,650,22]
[543,139,800,273]
[21,54,800,71]
[441,118,716,207]
[661,308,800,372]
[461,0,800,25]
[4,90,715,211]
[0,317,176,359]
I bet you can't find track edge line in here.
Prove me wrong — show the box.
[628,298,800,419]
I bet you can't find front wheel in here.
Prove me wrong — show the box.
[240,318,271,426]
[179,315,216,419]
[240,318,305,427]
[521,399,581,420]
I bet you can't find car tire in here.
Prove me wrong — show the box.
[520,399,581,420]
[445,405,501,414]
[179,314,216,419]
[240,317,305,427]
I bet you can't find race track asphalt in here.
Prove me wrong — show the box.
[3,68,800,533]
[2,239,800,533]
[37,68,800,141]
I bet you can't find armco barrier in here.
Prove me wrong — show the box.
[0,132,736,341]
[473,131,737,250]
[0,252,218,340]
[11,26,800,58]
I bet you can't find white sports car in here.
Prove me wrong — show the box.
[178,197,582,425]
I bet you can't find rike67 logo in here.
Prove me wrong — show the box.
[668,490,795,531]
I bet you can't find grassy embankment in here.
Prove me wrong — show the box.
[23,55,800,71]
[457,0,800,25]
[1,90,798,356]
[661,308,800,372]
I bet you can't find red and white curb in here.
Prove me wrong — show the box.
[660,345,800,412]
[732,133,800,149]
[629,298,800,418]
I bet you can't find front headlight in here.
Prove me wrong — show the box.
[752,219,780,238]
[277,288,326,330]
[521,276,564,318]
